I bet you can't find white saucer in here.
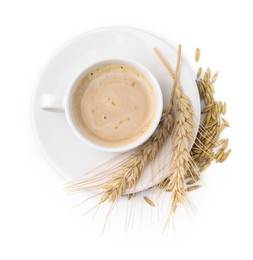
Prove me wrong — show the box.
[31,27,200,193]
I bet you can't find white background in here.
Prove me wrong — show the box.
[0,0,252,259]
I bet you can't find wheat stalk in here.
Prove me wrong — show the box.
[65,107,174,201]
[155,45,199,214]
[100,106,174,202]
[167,85,197,213]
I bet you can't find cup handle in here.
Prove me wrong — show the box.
[40,94,64,112]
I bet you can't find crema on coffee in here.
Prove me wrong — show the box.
[72,63,156,146]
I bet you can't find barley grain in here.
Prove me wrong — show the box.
[144,196,155,207]
[186,185,200,192]
[195,48,200,62]
[220,149,231,162]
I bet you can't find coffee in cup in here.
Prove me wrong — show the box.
[40,59,163,152]
[71,63,156,147]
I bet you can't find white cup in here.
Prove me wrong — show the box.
[40,59,163,152]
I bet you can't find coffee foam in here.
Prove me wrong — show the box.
[72,63,156,147]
